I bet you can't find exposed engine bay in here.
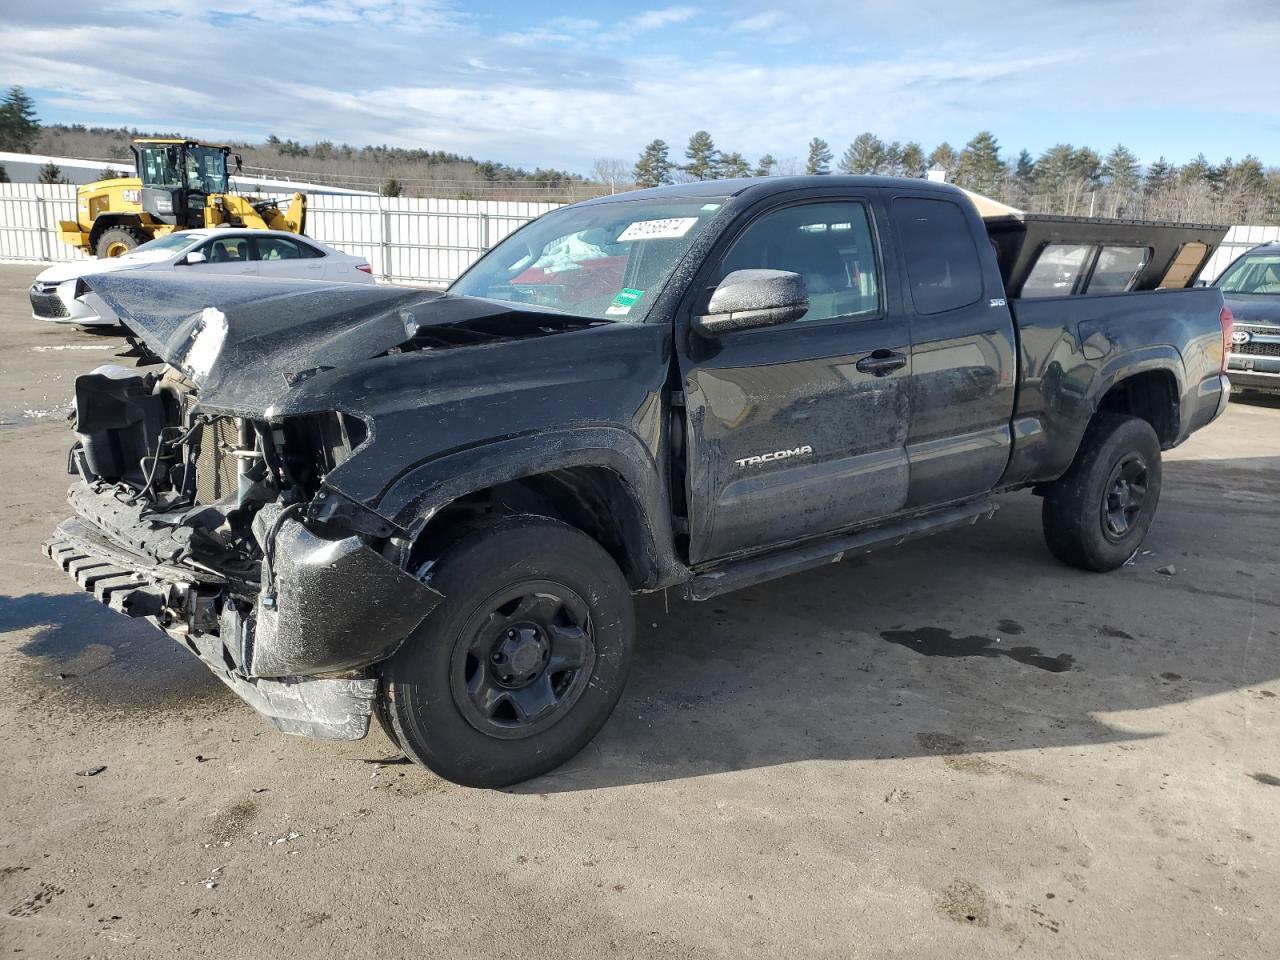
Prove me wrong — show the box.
[50,356,441,739]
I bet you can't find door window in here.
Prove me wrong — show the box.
[198,237,253,263]
[716,201,880,322]
[255,237,321,261]
[891,197,984,314]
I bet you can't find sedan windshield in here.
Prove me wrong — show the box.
[450,198,725,322]
[130,233,203,255]
[1216,252,1280,295]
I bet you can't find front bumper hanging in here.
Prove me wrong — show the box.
[44,486,443,740]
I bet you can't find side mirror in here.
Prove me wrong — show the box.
[233,154,243,174]
[182,250,208,265]
[693,269,809,336]
[1192,278,1208,288]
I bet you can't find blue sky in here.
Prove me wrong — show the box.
[3,0,1278,174]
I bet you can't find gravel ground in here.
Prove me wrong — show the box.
[0,263,1277,959]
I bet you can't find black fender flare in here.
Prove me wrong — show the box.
[370,425,688,590]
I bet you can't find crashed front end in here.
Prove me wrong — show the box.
[44,279,445,740]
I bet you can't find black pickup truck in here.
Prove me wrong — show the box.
[47,177,1233,787]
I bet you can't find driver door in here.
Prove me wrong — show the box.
[678,195,913,564]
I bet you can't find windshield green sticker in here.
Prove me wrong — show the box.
[606,287,645,316]
[701,203,721,211]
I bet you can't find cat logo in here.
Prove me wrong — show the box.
[735,445,814,468]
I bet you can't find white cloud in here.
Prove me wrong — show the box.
[625,6,699,31]
[1,0,1277,172]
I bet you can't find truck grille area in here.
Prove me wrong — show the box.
[1232,341,1280,358]
[30,284,69,318]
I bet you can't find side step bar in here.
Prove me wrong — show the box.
[682,499,998,601]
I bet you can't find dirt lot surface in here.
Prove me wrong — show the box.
[1,262,1277,959]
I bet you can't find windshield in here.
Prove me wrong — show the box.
[449,198,724,322]
[123,233,204,259]
[1216,251,1280,295]
[186,146,228,194]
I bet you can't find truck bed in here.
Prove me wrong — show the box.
[1001,286,1230,487]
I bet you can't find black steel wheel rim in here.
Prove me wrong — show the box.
[1101,453,1149,541]
[450,579,595,740]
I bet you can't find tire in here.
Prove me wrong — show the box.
[381,516,635,788]
[94,225,147,258]
[1042,413,1163,572]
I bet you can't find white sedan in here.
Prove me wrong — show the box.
[29,229,375,325]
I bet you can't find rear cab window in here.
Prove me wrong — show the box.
[890,197,983,314]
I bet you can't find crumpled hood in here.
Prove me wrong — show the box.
[1223,295,1280,327]
[82,272,593,417]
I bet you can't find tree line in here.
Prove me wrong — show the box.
[632,130,1280,225]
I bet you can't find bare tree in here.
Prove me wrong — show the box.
[591,157,633,194]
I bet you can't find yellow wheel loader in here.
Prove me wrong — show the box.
[58,138,307,258]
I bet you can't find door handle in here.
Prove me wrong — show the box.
[855,349,907,376]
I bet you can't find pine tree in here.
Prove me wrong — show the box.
[380,177,403,197]
[1143,157,1174,196]
[1101,145,1140,190]
[684,131,719,181]
[753,153,776,177]
[1179,154,1212,187]
[1101,144,1141,216]
[882,141,904,176]
[806,137,832,175]
[0,86,40,153]
[37,162,65,185]
[633,139,674,187]
[956,131,1002,195]
[1035,145,1100,215]
[0,164,9,184]
[899,142,925,178]
[926,142,958,178]
[717,151,751,179]
[1014,149,1036,182]
[839,133,884,174]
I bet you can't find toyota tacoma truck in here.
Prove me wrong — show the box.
[45,177,1234,787]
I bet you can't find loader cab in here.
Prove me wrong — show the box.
[133,140,231,229]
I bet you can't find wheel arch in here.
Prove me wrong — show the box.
[89,215,147,251]
[1093,367,1181,448]
[372,427,688,592]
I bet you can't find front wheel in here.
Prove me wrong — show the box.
[380,516,635,788]
[1042,413,1163,572]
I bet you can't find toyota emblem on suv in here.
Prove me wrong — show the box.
[1231,329,1251,345]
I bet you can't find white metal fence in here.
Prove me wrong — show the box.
[0,183,560,286]
[2,182,1276,285]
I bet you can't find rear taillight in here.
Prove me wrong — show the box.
[355,263,373,274]
[1219,304,1234,374]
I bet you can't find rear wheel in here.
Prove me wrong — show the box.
[380,516,634,788]
[1042,414,1163,571]
[94,225,147,258]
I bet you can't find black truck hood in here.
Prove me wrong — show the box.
[84,272,601,416]
[1223,294,1280,327]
